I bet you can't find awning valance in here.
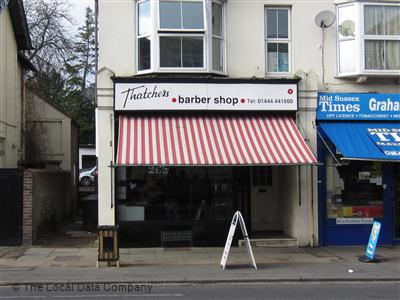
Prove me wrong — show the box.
[319,122,400,161]
[116,115,316,166]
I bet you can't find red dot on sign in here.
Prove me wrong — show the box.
[288,89,293,94]
[241,98,245,103]
[172,98,177,103]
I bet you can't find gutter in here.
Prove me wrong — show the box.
[8,0,32,50]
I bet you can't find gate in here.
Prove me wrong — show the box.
[0,169,23,245]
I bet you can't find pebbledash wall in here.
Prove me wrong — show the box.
[96,0,399,247]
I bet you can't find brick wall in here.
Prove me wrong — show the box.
[22,170,33,245]
[22,169,74,245]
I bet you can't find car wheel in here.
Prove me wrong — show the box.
[80,176,92,187]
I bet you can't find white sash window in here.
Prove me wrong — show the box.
[137,0,226,74]
[337,2,400,77]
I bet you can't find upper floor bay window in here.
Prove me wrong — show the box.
[337,2,400,77]
[137,0,225,73]
[265,7,291,75]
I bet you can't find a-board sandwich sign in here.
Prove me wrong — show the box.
[365,221,381,261]
[220,211,257,270]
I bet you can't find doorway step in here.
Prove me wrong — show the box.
[238,232,297,247]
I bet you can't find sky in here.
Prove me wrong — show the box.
[68,0,94,31]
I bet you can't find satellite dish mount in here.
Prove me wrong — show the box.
[314,10,336,28]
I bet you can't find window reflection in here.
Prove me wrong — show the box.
[117,167,236,222]
[326,157,384,220]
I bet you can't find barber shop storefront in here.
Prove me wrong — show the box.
[317,93,400,245]
[112,78,316,247]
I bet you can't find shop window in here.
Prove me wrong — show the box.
[116,167,236,222]
[252,166,272,187]
[136,0,226,73]
[337,2,400,77]
[265,7,291,74]
[325,156,384,222]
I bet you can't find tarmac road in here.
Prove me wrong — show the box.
[0,281,399,300]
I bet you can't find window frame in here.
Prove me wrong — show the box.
[158,0,206,32]
[211,0,226,73]
[361,3,400,73]
[158,33,206,69]
[136,0,226,74]
[264,7,292,76]
[136,0,153,73]
[336,3,358,75]
[336,2,400,77]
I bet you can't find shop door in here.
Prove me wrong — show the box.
[250,167,277,231]
[394,165,400,238]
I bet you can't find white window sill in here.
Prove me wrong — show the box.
[265,73,296,80]
[336,72,400,79]
[136,69,228,76]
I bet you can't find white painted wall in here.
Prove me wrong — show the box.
[79,147,96,169]
[96,0,399,244]
[25,91,76,172]
[0,7,23,168]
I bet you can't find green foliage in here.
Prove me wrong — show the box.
[67,7,96,93]
[25,3,96,144]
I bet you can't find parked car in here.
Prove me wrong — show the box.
[91,167,98,185]
[79,166,96,186]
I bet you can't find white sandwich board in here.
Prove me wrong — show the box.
[220,211,257,270]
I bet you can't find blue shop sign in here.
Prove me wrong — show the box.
[317,93,400,121]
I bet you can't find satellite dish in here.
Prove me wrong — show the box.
[315,11,336,28]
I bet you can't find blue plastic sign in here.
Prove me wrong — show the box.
[317,93,400,121]
[365,221,381,260]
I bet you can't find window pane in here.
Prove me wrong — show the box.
[182,37,203,67]
[364,6,384,35]
[138,37,151,70]
[138,0,150,36]
[385,41,400,70]
[267,43,289,73]
[160,1,181,29]
[277,10,288,38]
[212,37,223,71]
[267,10,277,38]
[182,2,204,29]
[386,6,400,35]
[365,40,384,70]
[339,40,356,73]
[160,37,181,67]
[266,175,272,186]
[338,5,355,39]
[267,43,278,72]
[278,43,289,72]
[325,159,384,220]
[212,2,222,36]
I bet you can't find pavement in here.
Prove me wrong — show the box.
[1,245,399,285]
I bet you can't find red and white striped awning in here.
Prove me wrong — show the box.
[116,115,316,166]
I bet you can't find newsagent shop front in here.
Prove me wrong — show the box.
[317,93,400,246]
[112,78,316,247]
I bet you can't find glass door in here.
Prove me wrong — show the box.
[394,165,400,238]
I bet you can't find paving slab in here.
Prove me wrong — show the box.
[24,248,53,256]
[1,246,399,285]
